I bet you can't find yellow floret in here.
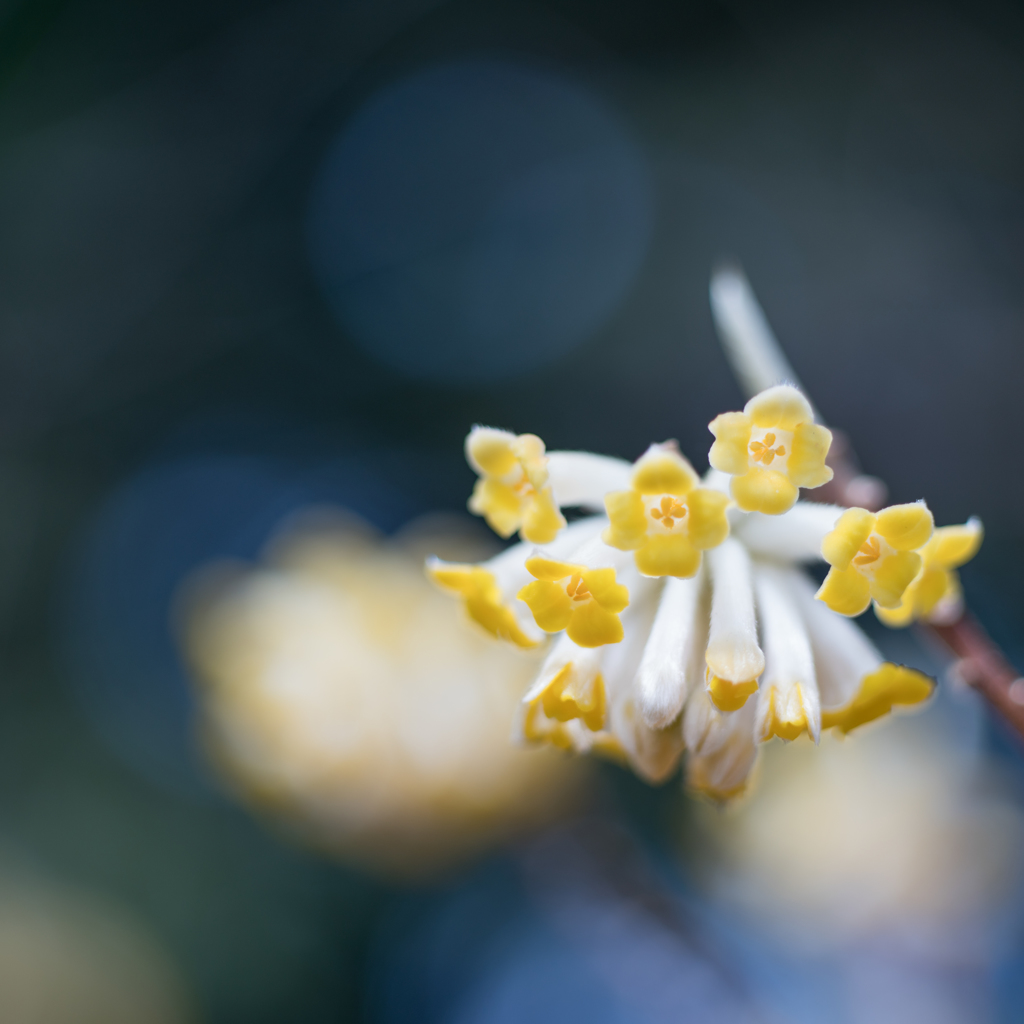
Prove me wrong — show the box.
[821,664,934,733]
[817,503,933,617]
[465,427,566,544]
[708,385,832,516]
[602,444,729,578]
[758,683,813,742]
[876,518,983,627]
[518,557,628,648]
[426,560,539,648]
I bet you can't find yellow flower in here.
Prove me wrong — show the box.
[465,426,566,543]
[816,503,934,616]
[875,517,983,627]
[602,443,730,578]
[517,555,630,648]
[182,516,588,877]
[708,384,833,515]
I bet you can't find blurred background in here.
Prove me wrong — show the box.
[1,0,1024,1020]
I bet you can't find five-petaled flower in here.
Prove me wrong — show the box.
[466,426,566,544]
[602,443,730,578]
[875,517,983,627]
[517,555,630,648]
[708,384,833,515]
[816,502,934,617]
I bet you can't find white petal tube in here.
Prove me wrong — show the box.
[732,503,845,562]
[753,564,821,743]
[705,538,765,685]
[547,452,633,510]
[603,588,684,783]
[709,266,817,415]
[785,568,883,711]
[633,567,706,728]
[684,693,758,798]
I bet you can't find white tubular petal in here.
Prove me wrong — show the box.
[753,564,821,743]
[522,633,603,705]
[634,567,706,728]
[547,451,633,509]
[705,538,765,685]
[684,695,758,798]
[702,467,733,495]
[682,684,727,756]
[733,503,845,562]
[603,587,684,783]
[709,266,818,416]
[785,569,883,711]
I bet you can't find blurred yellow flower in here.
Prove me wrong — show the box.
[689,725,1024,948]
[183,514,588,877]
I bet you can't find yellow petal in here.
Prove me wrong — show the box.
[821,663,933,734]
[517,580,574,632]
[759,684,811,742]
[427,561,540,648]
[926,519,983,569]
[821,507,875,569]
[522,700,573,749]
[540,665,606,731]
[706,673,758,712]
[874,502,933,551]
[631,446,698,495]
[634,533,701,578]
[787,422,834,488]
[466,427,519,477]
[869,550,922,608]
[744,384,814,430]
[815,565,871,616]
[521,487,566,544]
[707,412,751,474]
[731,467,799,515]
[685,487,730,550]
[603,490,648,550]
[512,433,549,488]
[581,567,630,612]
[873,593,916,628]
[913,566,953,618]
[525,556,579,582]
[567,602,624,647]
[467,478,522,538]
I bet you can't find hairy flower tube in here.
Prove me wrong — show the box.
[708,384,833,515]
[428,397,962,798]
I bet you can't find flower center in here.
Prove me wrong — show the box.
[852,536,880,566]
[649,495,687,530]
[749,431,787,466]
[565,573,591,602]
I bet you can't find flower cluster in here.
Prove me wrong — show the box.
[429,384,981,799]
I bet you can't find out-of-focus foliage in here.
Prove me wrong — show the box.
[0,860,197,1024]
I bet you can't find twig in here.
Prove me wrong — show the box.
[709,264,1024,742]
